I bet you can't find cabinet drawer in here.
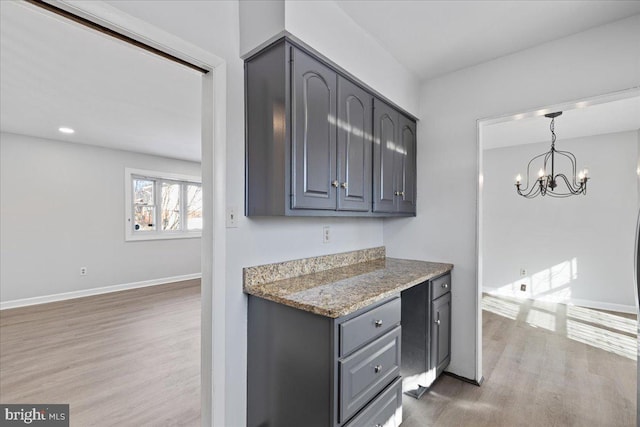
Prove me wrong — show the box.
[340,298,400,357]
[339,326,401,423]
[344,377,402,427]
[431,273,451,300]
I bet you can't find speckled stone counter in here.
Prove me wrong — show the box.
[243,248,453,318]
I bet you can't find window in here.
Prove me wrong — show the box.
[125,168,201,241]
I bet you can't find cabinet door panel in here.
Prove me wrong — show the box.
[337,77,372,212]
[291,48,337,210]
[431,292,451,377]
[373,100,398,213]
[398,115,416,213]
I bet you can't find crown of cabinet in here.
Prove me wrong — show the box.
[245,39,417,217]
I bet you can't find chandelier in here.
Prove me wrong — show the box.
[515,111,589,198]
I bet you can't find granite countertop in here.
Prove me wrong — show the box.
[243,249,453,318]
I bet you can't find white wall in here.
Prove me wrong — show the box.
[99,2,419,425]
[383,14,640,381]
[482,131,638,312]
[0,132,201,303]
[283,0,420,114]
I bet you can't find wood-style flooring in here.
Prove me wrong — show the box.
[1,285,636,426]
[402,294,637,427]
[0,280,200,426]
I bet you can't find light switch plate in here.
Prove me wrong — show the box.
[226,206,238,228]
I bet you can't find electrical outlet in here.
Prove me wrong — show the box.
[323,226,330,244]
[226,206,238,228]
[520,268,527,277]
[80,267,87,276]
[520,284,526,292]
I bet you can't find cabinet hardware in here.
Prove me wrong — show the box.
[374,364,382,373]
[374,319,383,327]
[442,283,448,289]
[435,319,441,325]
[340,182,348,189]
[331,180,339,188]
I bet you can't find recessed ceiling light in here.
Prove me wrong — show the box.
[58,127,75,134]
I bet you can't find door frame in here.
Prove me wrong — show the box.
[475,86,640,382]
[48,2,227,425]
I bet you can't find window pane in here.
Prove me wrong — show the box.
[134,206,155,231]
[161,182,181,231]
[187,184,202,230]
[133,178,154,205]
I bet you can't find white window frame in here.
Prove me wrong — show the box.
[125,168,202,241]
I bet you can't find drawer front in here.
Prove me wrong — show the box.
[431,273,451,300]
[340,326,401,423]
[344,377,403,427]
[340,298,401,357]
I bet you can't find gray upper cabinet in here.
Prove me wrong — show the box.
[337,77,372,212]
[398,115,417,213]
[245,37,415,217]
[373,99,417,214]
[291,48,338,210]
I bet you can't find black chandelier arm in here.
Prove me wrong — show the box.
[554,149,579,186]
[518,151,551,191]
[515,181,542,199]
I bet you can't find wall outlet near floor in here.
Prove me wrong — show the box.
[520,284,526,292]
[520,268,527,277]
[323,226,330,244]
[80,267,87,276]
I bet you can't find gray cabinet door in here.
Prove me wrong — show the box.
[397,115,416,214]
[373,99,398,213]
[337,77,372,212]
[291,48,337,210]
[431,292,451,377]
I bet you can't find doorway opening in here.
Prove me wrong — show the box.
[476,88,640,422]
[0,1,225,424]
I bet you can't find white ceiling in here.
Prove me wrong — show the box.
[483,96,640,150]
[0,1,202,162]
[336,1,640,81]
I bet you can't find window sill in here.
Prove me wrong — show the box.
[125,232,202,242]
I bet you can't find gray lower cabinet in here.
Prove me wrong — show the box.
[432,293,451,379]
[247,295,403,427]
[245,37,415,217]
[373,99,417,214]
[400,273,451,395]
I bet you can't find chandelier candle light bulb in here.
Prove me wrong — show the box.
[514,111,589,199]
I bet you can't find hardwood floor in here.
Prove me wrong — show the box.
[2,285,636,426]
[402,294,637,427]
[0,280,200,426]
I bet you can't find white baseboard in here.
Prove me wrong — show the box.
[0,273,202,310]
[484,288,637,314]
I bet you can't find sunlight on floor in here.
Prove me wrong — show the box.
[567,318,637,360]
[482,294,637,361]
[482,295,520,320]
[526,308,556,331]
[567,305,637,335]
